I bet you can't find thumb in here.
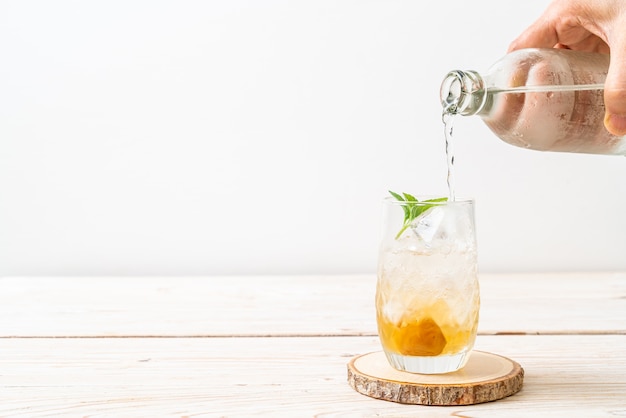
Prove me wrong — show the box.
[603,38,626,136]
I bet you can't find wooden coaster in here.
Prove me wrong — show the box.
[347,350,523,406]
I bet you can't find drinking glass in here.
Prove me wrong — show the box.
[375,196,480,374]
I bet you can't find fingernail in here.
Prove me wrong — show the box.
[605,113,626,136]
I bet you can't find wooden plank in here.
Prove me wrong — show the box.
[0,335,624,417]
[479,271,626,335]
[0,273,624,337]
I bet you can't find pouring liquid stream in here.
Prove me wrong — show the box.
[442,107,456,202]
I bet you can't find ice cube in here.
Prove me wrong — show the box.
[410,205,475,251]
[412,207,445,243]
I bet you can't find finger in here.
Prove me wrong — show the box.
[603,23,626,135]
[508,19,561,52]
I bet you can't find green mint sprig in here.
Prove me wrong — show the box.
[388,191,448,239]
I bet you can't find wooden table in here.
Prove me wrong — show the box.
[1,273,625,417]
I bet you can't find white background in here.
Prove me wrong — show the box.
[1,0,624,276]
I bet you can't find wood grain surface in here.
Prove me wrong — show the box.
[0,273,624,417]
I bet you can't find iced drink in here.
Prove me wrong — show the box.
[375,197,480,374]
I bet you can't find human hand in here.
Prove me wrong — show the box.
[508,0,626,136]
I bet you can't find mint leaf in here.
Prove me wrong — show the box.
[388,191,409,218]
[388,190,404,201]
[388,191,448,239]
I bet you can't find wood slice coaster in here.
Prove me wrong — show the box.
[347,350,523,406]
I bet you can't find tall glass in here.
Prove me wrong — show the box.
[375,197,480,374]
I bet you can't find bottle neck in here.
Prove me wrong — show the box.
[440,70,487,116]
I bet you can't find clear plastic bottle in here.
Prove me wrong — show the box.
[440,48,626,155]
